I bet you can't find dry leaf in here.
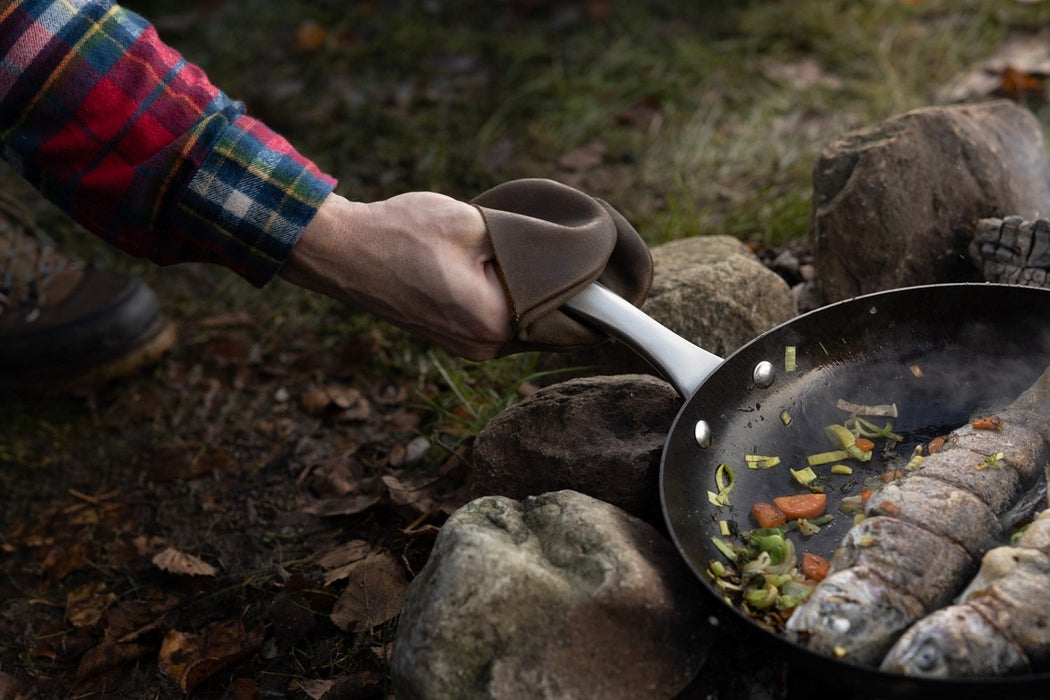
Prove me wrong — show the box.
[316,540,373,570]
[66,582,117,630]
[158,620,264,694]
[152,547,217,576]
[301,492,382,518]
[75,641,153,682]
[330,551,409,632]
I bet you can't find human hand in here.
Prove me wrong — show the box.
[279,192,512,361]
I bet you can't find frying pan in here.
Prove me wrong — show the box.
[563,281,1050,699]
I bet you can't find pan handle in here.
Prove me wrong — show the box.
[562,283,723,397]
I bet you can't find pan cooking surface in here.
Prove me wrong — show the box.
[659,284,1050,690]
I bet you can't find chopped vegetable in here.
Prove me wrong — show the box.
[745,454,781,469]
[854,437,875,452]
[801,552,830,581]
[797,517,822,536]
[707,463,735,507]
[773,493,827,521]
[719,520,731,536]
[790,466,818,487]
[928,435,946,454]
[807,449,849,466]
[712,536,738,562]
[780,410,792,426]
[749,530,788,565]
[785,346,797,372]
[904,448,924,471]
[881,469,905,483]
[751,501,786,529]
[839,494,864,514]
[874,500,901,516]
[830,464,853,475]
[836,399,899,418]
[824,424,873,462]
[909,364,923,378]
[973,415,1004,431]
[860,489,874,504]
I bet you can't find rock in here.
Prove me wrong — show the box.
[472,374,680,523]
[811,100,1050,302]
[390,490,710,700]
[544,235,797,380]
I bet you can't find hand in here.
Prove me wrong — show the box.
[279,192,512,361]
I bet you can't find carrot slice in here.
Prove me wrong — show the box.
[854,437,875,452]
[751,501,786,528]
[801,552,830,581]
[773,493,827,521]
[860,489,874,504]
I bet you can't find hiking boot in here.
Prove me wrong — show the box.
[0,191,176,391]
[970,216,1050,288]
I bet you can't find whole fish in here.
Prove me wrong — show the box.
[880,510,1050,677]
[784,366,1050,666]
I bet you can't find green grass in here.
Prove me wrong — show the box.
[40,0,1050,435]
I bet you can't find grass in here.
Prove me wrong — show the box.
[33,0,1049,441]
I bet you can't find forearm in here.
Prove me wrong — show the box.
[0,0,335,285]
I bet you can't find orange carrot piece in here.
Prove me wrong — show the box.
[881,469,905,483]
[854,437,875,452]
[928,436,946,454]
[801,552,830,581]
[860,489,874,504]
[751,501,786,528]
[773,493,827,521]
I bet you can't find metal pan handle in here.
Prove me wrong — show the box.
[562,283,723,397]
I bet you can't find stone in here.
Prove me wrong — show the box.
[390,490,710,700]
[811,100,1050,302]
[471,374,681,523]
[544,234,797,380]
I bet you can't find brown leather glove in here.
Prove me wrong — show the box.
[472,178,653,356]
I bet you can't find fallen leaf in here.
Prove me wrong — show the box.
[1000,64,1045,99]
[301,492,382,518]
[66,582,117,630]
[152,547,218,576]
[329,551,409,632]
[158,620,264,694]
[301,384,372,421]
[316,540,373,570]
[75,641,153,681]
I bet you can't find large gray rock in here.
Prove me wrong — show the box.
[472,374,680,523]
[544,235,796,379]
[811,100,1050,302]
[390,490,709,700]
[645,236,796,358]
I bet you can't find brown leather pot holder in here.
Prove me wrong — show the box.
[472,178,653,355]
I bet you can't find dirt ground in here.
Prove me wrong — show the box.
[3,1,1049,698]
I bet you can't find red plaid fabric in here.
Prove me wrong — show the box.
[0,0,336,285]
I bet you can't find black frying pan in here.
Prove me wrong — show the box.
[564,282,1050,699]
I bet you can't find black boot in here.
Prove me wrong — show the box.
[0,191,176,391]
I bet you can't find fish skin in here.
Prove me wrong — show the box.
[828,516,972,610]
[864,475,1002,560]
[782,565,924,664]
[917,446,1023,514]
[786,368,1050,667]
[879,605,1030,677]
[880,511,1050,677]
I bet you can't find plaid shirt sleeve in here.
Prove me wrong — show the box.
[0,0,337,286]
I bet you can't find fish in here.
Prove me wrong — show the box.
[784,365,1050,666]
[880,510,1050,677]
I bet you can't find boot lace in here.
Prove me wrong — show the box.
[0,190,83,322]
